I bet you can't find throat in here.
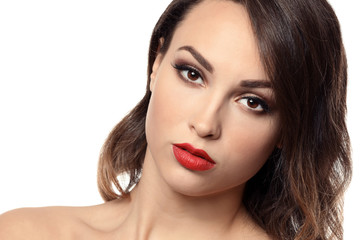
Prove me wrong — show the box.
[124,181,247,239]
[119,147,249,239]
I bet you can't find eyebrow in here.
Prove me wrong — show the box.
[178,45,272,89]
[177,46,214,73]
[240,80,272,89]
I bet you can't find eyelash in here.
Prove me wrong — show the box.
[238,96,271,113]
[172,63,204,85]
[172,63,271,114]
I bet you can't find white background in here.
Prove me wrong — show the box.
[0,1,358,239]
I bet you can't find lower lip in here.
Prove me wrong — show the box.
[172,145,215,171]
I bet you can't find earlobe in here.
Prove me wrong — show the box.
[150,38,165,92]
[150,53,163,92]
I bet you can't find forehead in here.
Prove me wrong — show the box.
[168,0,266,80]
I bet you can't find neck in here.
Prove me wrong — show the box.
[121,147,250,239]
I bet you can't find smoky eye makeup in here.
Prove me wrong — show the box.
[171,60,205,85]
[171,55,275,114]
[238,95,271,113]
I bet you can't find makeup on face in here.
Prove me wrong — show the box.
[173,143,216,171]
[171,46,275,115]
[144,0,281,197]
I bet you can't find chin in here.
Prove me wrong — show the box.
[161,168,246,198]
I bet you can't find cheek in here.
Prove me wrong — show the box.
[220,117,279,183]
[145,73,186,146]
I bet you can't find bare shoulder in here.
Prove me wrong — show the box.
[0,206,81,239]
[237,226,273,240]
[235,225,273,240]
[250,230,273,240]
[231,212,274,240]
[246,221,274,240]
[0,199,129,240]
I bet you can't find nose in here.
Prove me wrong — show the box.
[189,97,222,140]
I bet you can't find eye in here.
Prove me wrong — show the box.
[182,69,201,82]
[172,63,204,85]
[238,96,270,113]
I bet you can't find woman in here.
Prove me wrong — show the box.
[0,0,351,239]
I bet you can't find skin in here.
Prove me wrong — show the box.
[0,1,280,239]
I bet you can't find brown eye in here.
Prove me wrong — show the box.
[187,70,200,81]
[247,98,260,109]
[238,96,270,113]
[173,63,204,85]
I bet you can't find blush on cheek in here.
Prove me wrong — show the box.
[153,81,192,126]
[146,79,182,142]
[224,150,271,186]
[223,122,279,181]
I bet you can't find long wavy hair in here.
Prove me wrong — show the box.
[97,0,352,239]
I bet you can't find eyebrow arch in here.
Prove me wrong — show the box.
[177,46,271,89]
[177,46,214,73]
[240,80,272,89]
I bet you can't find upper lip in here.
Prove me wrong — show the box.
[173,143,215,163]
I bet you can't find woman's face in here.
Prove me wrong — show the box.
[145,0,280,197]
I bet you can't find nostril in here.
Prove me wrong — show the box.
[188,101,222,140]
[190,121,221,140]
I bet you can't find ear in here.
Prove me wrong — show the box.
[150,53,163,92]
[150,38,165,92]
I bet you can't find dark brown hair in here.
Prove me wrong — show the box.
[97,0,351,239]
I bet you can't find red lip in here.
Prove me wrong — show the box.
[172,143,215,171]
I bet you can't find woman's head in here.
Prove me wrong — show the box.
[98,0,351,239]
[145,0,280,197]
